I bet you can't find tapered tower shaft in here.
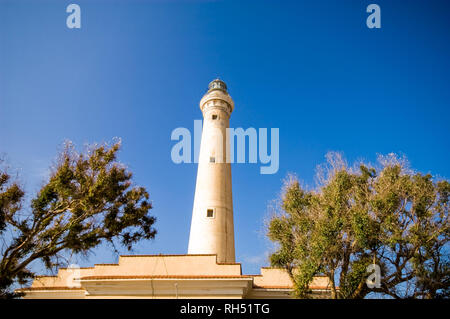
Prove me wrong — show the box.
[188,79,235,263]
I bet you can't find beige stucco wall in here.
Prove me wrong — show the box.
[31,267,93,288]
[31,254,242,289]
[253,268,330,289]
[94,254,242,277]
[21,254,331,299]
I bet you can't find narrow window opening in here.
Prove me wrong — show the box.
[209,156,215,163]
[206,209,214,218]
[212,114,218,120]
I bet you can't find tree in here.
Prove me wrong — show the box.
[267,152,449,299]
[0,141,156,298]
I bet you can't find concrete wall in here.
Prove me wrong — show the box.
[22,254,331,299]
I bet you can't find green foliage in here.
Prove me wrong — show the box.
[0,141,156,298]
[267,153,449,299]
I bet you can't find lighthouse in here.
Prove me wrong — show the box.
[21,79,333,299]
[187,79,236,263]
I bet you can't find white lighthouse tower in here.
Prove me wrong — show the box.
[188,79,235,263]
[22,79,333,299]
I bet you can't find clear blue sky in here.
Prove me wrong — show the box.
[1,0,449,275]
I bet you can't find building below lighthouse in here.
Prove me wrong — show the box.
[19,80,332,299]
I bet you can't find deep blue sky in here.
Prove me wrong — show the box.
[1,0,449,275]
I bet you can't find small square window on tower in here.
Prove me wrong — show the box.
[206,209,214,218]
[209,156,215,163]
[212,114,218,120]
